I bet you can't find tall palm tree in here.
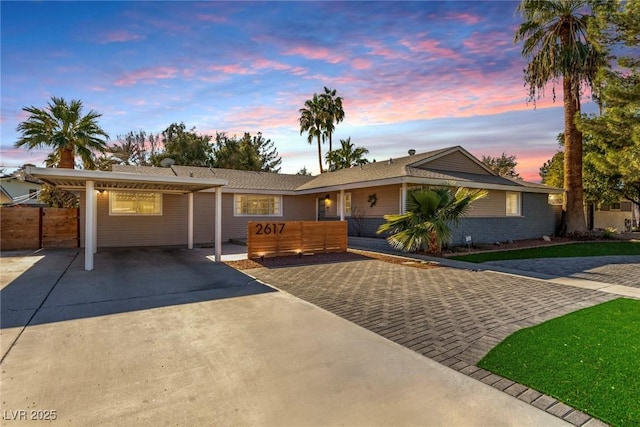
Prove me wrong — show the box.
[299,94,328,173]
[325,137,369,170]
[15,96,109,169]
[320,87,345,170]
[377,187,487,255]
[514,0,605,234]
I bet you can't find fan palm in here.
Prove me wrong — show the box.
[325,137,369,170]
[15,96,109,169]
[377,187,487,255]
[514,0,606,234]
[299,94,328,173]
[320,87,345,170]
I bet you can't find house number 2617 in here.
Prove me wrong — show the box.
[255,223,285,235]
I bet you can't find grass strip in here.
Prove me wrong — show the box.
[450,241,640,263]
[478,298,640,426]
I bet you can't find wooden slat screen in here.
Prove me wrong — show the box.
[1,207,79,251]
[247,221,347,258]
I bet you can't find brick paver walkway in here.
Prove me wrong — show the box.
[247,259,616,426]
[484,256,640,288]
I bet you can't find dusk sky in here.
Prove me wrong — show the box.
[1,1,598,181]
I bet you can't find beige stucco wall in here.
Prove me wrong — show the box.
[593,210,633,231]
[80,190,317,247]
[218,193,316,241]
[318,186,514,219]
[80,191,190,247]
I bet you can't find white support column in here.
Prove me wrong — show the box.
[93,190,98,254]
[339,189,345,221]
[215,187,222,262]
[85,181,96,271]
[400,183,408,214]
[188,192,194,249]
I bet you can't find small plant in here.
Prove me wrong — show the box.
[603,227,618,239]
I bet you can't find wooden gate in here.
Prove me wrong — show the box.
[0,207,79,250]
[247,221,347,259]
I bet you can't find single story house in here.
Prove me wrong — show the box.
[27,146,563,270]
[0,173,44,206]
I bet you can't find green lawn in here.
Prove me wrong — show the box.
[449,241,640,263]
[478,298,640,427]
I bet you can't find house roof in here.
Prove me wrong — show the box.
[293,146,561,194]
[112,165,315,192]
[25,166,227,193]
[34,146,559,195]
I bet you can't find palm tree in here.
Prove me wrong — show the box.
[299,94,328,173]
[320,87,345,170]
[15,96,109,169]
[325,137,369,170]
[377,187,487,255]
[514,0,605,234]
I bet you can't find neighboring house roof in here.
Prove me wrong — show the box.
[112,146,561,194]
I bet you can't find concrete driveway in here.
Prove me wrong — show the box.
[0,248,568,426]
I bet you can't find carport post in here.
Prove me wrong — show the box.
[215,187,222,262]
[339,189,345,221]
[400,183,407,214]
[93,189,98,254]
[188,192,194,249]
[85,180,96,271]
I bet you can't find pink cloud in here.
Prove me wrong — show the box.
[400,38,462,61]
[283,46,344,64]
[196,14,227,23]
[351,58,372,70]
[102,30,144,44]
[115,66,179,86]
[251,58,308,76]
[463,31,514,55]
[447,12,481,25]
[207,64,253,75]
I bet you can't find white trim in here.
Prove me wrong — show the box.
[233,194,283,217]
[85,181,95,271]
[294,177,561,196]
[108,191,163,216]
[188,192,194,249]
[215,187,222,262]
[506,192,522,216]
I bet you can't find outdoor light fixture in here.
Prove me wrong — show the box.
[325,194,330,200]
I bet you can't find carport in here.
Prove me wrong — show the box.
[25,166,227,271]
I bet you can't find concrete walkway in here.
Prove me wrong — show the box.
[1,248,568,426]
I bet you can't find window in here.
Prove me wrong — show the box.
[110,191,162,215]
[506,192,521,216]
[344,193,352,217]
[547,194,562,206]
[235,194,281,216]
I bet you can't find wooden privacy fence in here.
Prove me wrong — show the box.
[247,221,347,259]
[0,207,79,251]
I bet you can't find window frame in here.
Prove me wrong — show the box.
[109,191,163,216]
[344,192,352,217]
[505,191,522,217]
[234,194,282,217]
